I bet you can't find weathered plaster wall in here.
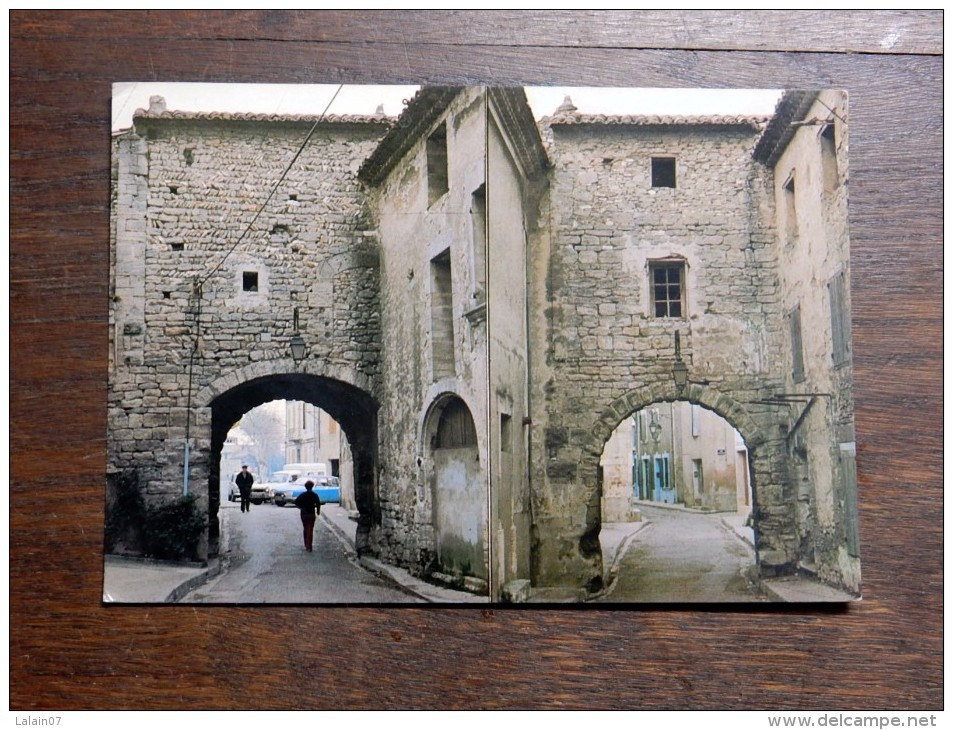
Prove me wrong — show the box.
[771,91,858,591]
[371,88,489,577]
[486,111,540,593]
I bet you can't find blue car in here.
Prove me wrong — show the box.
[272,476,341,507]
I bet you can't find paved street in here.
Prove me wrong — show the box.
[182,501,422,603]
[598,504,767,603]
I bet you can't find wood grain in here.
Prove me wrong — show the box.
[11,9,942,55]
[10,10,942,710]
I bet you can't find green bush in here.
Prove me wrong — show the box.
[106,470,206,562]
[142,493,206,562]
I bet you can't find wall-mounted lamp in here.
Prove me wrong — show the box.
[673,330,689,393]
[648,408,662,444]
[290,307,307,366]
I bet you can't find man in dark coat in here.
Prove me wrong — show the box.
[294,480,322,552]
[235,465,254,513]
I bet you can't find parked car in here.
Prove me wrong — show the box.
[226,473,271,504]
[273,476,341,507]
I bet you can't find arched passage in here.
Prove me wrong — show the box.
[596,400,759,600]
[200,367,379,559]
[578,382,794,593]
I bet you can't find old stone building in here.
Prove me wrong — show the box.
[284,401,342,473]
[600,403,750,518]
[108,86,858,599]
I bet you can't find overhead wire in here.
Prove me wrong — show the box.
[182,83,345,466]
[198,83,345,288]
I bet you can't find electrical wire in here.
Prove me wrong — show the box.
[198,83,345,288]
[814,95,847,125]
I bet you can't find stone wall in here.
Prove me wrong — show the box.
[527,120,794,590]
[368,88,489,576]
[109,116,387,556]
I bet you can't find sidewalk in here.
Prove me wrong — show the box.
[103,554,219,603]
[320,504,487,603]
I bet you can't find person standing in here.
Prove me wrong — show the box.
[294,480,322,552]
[235,465,254,513]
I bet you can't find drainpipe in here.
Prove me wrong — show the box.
[183,439,190,496]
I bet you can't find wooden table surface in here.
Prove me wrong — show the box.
[10,11,943,710]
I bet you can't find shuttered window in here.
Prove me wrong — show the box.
[789,304,805,383]
[828,272,851,366]
[435,398,477,449]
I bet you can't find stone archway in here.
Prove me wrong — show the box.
[582,381,797,584]
[196,359,379,558]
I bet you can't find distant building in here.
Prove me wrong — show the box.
[600,403,750,520]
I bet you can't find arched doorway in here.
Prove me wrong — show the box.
[595,398,761,602]
[205,372,378,558]
[423,395,487,585]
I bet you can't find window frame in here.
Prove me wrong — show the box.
[648,259,687,319]
[426,123,449,207]
[651,156,677,188]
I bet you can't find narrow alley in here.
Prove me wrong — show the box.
[598,504,767,603]
[183,501,422,604]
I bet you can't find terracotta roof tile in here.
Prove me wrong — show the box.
[543,113,769,129]
[132,109,393,125]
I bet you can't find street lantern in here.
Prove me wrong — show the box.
[673,330,689,393]
[290,307,307,365]
[290,333,307,364]
[648,408,662,444]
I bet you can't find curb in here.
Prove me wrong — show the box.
[165,558,221,603]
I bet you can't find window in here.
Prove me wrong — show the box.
[820,124,839,193]
[470,184,486,301]
[828,271,851,365]
[427,124,449,206]
[651,157,676,188]
[430,249,455,380]
[788,303,806,383]
[242,271,259,292]
[691,404,701,437]
[649,261,685,318]
[500,413,512,452]
[783,172,798,245]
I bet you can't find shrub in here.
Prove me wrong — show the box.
[105,469,206,562]
[141,494,206,562]
[105,470,146,553]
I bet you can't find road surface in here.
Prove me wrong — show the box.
[183,500,422,603]
[598,503,766,603]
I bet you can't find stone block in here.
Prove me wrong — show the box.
[501,579,532,603]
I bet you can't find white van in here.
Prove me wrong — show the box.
[258,463,328,503]
[281,462,328,477]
